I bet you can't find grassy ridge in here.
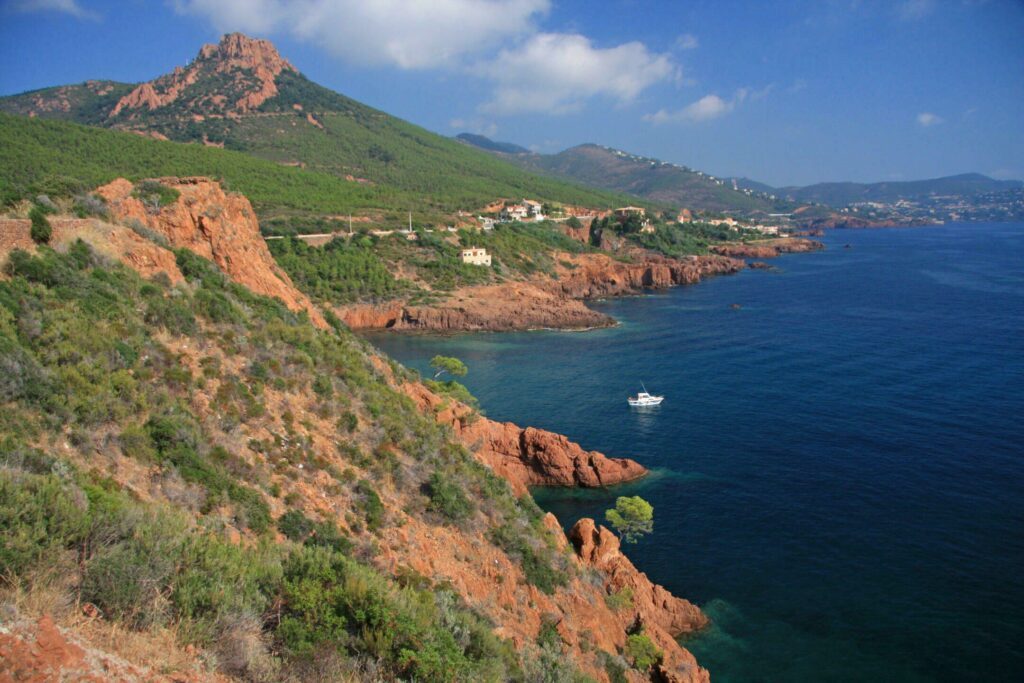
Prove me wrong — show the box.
[0,112,639,226]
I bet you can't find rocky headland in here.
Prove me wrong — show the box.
[334,251,769,333]
[334,238,824,333]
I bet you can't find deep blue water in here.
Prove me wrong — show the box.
[367,223,1024,682]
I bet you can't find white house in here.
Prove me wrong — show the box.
[523,199,544,219]
[500,204,529,222]
[461,247,491,266]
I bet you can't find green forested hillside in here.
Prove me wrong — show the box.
[0,32,644,223]
[0,112,637,226]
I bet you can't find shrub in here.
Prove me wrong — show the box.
[624,632,662,670]
[604,586,634,612]
[356,479,384,531]
[132,180,181,211]
[29,207,52,244]
[488,520,568,595]
[80,507,189,629]
[124,218,169,247]
[33,194,58,213]
[312,375,333,400]
[73,193,110,219]
[424,471,474,522]
[0,471,89,579]
[536,614,562,650]
[278,509,314,542]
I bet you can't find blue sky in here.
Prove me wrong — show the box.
[1,0,1022,186]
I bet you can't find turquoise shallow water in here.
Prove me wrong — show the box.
[367,223,1024,682]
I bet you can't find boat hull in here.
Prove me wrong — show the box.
[628,397,664,406]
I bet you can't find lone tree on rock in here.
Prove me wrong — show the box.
[605,495,654,544]
[430,355,467,380]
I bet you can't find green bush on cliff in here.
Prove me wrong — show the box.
[425,470,475,522]
[624,631,662,670]
[131,179,180,209]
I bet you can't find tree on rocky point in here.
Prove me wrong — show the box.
[605,496,653,543]
[430,355,467,379]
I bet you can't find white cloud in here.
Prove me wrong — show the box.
[644,86,768,124]
[674,33,699,50]
[175,0,550,69]
[917,111,943,127]
[477,32,677,115]
[7,0,97,19]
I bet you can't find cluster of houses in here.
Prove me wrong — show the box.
[499,199,545,222]
[705,216,782,235]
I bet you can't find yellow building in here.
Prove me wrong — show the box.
[461,247,492,266]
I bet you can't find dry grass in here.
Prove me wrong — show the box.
[0,565,221,681]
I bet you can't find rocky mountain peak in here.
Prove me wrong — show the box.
[110,33,295,118]
[195,32,295,78]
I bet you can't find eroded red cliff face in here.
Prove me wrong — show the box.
[571,519,710,683]
[404,381,647,496]
[336,252,746,333]
[555,252,745,299]
[337,280,615,332]
[96,177,327,328]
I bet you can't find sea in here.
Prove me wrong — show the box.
[366,222,1024,682]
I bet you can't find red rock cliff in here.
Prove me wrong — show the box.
[96,177,327,328]
[404,381,648,496]
[571,518,710,682]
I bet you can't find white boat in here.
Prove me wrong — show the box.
[627,383,664,407]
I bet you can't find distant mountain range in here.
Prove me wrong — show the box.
[455,133,530,155]
[457,135,780,213]
[460,134,1022,217]
[732,173,1023,206]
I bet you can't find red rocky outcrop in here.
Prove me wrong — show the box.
[96,177,327,328]
[570,519,710,683]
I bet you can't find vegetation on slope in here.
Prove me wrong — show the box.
[269,221,597,306]
[0,242,587,681]
[0,101,637,226]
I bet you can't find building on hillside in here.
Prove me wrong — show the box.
[677,208,693,223]
[615,206,651,231]
[523,199,544,219]
[500,203,529,222]
[461,247,491,266]
[478,216,495,230]
[614,206,647,220]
